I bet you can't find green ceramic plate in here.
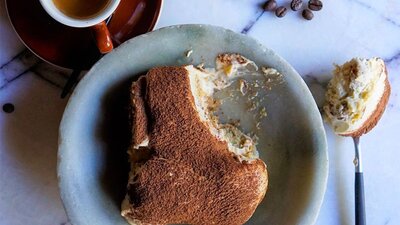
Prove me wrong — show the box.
[59,24,328,225]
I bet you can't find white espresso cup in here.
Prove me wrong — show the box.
[39,0,121,53]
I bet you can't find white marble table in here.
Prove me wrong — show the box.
[1,0,399,225]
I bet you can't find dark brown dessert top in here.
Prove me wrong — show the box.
[124,66,268,225]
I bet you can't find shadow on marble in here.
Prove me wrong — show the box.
[333,136,352,225]
[303,74,330,110]
[0,72,68,224]
[303,73,354,225]
[2,87,61,186]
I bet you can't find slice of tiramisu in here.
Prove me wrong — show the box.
[323,57,391,136]
[121,54,269,225]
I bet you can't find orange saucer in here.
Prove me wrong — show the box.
[6,0,162,70]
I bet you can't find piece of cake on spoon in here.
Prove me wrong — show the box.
[324,57,390,137]
[323,57,391,225]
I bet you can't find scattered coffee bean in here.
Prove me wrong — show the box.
[275,6,287,18]
[2,103,15,113]
[263,0,277,11]
[308,0,323,11]
[290,0,303,11]
[302,9,314,20]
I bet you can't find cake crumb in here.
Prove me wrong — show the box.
[261,66,284,90]
[223,64,234,76]
[239,79,248,95]
[196,63,205,70]
[247,101,258,111]
[259,107,267,118]
[228,119,241,127]
[262,67,279,75]
[185,49,193,57]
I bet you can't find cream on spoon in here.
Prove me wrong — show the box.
[324,57,391,225]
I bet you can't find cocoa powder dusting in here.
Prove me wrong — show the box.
[125,66,268,225]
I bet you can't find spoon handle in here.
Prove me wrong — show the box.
[353,137,366,225]
[355,172,366,225]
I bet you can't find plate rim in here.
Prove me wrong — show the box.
[58,24,329,225]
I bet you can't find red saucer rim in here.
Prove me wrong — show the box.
[5,0,163,70]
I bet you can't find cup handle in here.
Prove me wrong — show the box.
[91,21,113,54]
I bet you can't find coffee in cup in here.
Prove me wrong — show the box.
[52,0,111,19]
[39,0,121,53]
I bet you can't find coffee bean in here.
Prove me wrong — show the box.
[308,0,323,11]
[275,6,287,18]
[263,0,277,11]
[2,103,14,113]
[302,9,314,20]
[290,0,303,11]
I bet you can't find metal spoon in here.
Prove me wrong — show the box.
[350,75,391,225]
[324,58,391,225]
[353,136,365,225]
